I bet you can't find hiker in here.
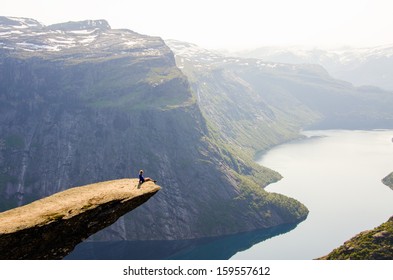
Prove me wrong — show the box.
[139,170,156,184]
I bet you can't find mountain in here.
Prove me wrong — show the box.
[167,40,317,157]
[166,41,393,260]
[0,179,159,259]
[0,16,308,243]
[166,40,393,159]
[234,45,393,91]
[318,216,393,260]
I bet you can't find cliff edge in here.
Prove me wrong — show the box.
[0,179,160,259]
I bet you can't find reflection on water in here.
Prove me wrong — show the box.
[232,130,393,259]
[65,223,298,260]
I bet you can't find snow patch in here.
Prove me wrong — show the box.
[123,41,138,47]
[79,35,97,44]
[48,38,75,45]
[16,42,62,52]
[69,29,97,35]
[0,30,23,36]
[1,16,164,55]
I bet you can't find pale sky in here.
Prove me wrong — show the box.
[3,0,393,50]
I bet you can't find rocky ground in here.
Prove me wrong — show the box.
[0,179,159,259]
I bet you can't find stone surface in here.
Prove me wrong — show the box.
[0,179,159,259]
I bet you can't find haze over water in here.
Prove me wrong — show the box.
[233,130,393,259]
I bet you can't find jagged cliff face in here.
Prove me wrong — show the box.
[0,16,182,208]
[0,17,307,241]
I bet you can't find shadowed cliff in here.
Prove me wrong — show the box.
[0,179,160,259]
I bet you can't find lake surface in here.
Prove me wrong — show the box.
[67,130,393,260]
[232,130,393,259]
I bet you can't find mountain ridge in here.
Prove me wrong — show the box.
[233,44,393,91]
[166,39,393,158]
[48,19,111,31]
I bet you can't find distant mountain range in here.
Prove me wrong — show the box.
[233,44,393,91]
[1,16,393,259]
[167,40,393,136]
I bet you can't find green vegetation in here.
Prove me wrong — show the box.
[319,216,393,259]
[196,168,308,235]
[83,62,193,111]
[234,171,308,221]
[179,57,321,163]
[146,67,183,84]
[180,60,312,233]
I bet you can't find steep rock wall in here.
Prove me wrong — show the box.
[0,17,308,242]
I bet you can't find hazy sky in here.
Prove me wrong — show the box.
[3,0,393,50]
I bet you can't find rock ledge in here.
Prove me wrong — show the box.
[0,179,159,259]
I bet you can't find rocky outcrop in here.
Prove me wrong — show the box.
[0,179,159,259]
[382,172,393,190]
[318,216,393,260]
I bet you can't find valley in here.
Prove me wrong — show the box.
[1,16,393,259]
[0,16,307,247]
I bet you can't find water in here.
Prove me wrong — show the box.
[67,130,393,260]
[232,130,393,259]
[66,223,296,260]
